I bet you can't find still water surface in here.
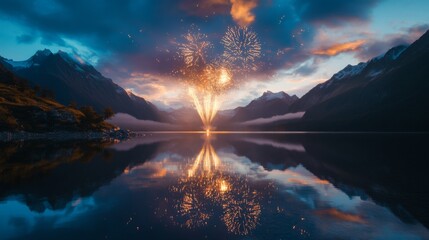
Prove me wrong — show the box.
[0,133,428,239]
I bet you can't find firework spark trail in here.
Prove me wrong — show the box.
[188,88,220,129]
[179,33,211,68]
[188,138,221,177]
[178,26,260,130]
[221,26,261,71]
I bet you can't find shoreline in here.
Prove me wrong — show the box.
[0,129,131,142]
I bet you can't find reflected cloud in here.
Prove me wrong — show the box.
[242,137,306,152]
[315,208,366,224]
[2,134,429,239]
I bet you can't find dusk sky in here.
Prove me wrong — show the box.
[0,0,428,109]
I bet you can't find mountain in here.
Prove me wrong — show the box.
[298,30,429,131]
[230,91,299,122]
[0,49,162,121]
[290,45,409,112]
[0,62,113,132]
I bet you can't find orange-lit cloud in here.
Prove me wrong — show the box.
[181,0,258,27]
[312,39,366,56]
[288,178,330,185]
[316,208,366,224]
[230,0,258,27]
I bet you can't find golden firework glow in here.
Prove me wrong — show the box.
[169,138,261,235]
[178,26,260,131]
[179,32,211,68]
[188,87,220,130]
[187,137,221,177]
[219,179,229,193]
[218,67,231,85]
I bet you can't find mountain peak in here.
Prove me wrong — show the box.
[34,49,52,57]
[332,62,367,81]
[372,45,408,62]
[261,91,288,101]
[30,49,53,65]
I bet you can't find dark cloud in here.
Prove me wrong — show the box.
[0,0,380,81]
[16,34,37,44]
[293,0,381,27]
[293,62,318,76]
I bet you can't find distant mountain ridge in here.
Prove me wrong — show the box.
[225,30,429,131]
[0,49,162,121]
[289,45,409,112]
[0,61,114,132]
[230,91,299,122]
[298,30,429,131]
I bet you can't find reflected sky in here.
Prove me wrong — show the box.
[0,134,428,239]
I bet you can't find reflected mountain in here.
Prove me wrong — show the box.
[0,133,428,239]
[222,133,429,228]
[0,139,160,212]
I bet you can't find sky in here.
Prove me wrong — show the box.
[0,0,428,110]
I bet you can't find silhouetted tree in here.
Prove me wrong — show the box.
[16,79,30,92]
[80,106,103,124]
[41,89,55,99]
[33,85,41,95]
[103,107,115,120]
[69,101,78,109]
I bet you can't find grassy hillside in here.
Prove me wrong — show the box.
[0,64,114,132]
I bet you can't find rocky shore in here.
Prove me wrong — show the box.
[0,129,131,142]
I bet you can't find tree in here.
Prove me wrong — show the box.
[33,85,41,95]
[69,101,78,109]
[41,89,55,99]
[103,107,115,120]
[80,106,103,124]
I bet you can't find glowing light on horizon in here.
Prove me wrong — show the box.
[177,26,261,131]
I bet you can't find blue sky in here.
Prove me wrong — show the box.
[0,0,428,109]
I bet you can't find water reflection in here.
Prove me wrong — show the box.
[168,137,261,235]
[0,133,428,239]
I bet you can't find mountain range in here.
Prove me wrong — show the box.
[231,91,299,122]
[0,61,114,132]
[0,50,162,121]
[1,30,429,131]
[295,30,429,131]
[222,30,429,131]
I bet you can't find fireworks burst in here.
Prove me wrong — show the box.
[222,184,261,235]
[177,26,261,131]
[221,26,261,71]
[179,32,211,69]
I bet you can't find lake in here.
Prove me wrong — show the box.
[0,133,428,239]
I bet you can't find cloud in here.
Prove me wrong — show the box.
[242,111,305,125]
[355,24,429,60]
[0,0,383,108]
[242,137,306,152]
[230,0,258,27]
[312,39,366,56]
[293,0,380,27]
[120,72,187,110]
[16,34,37,44]
[315,208,366,223]
[108,113,179,131]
